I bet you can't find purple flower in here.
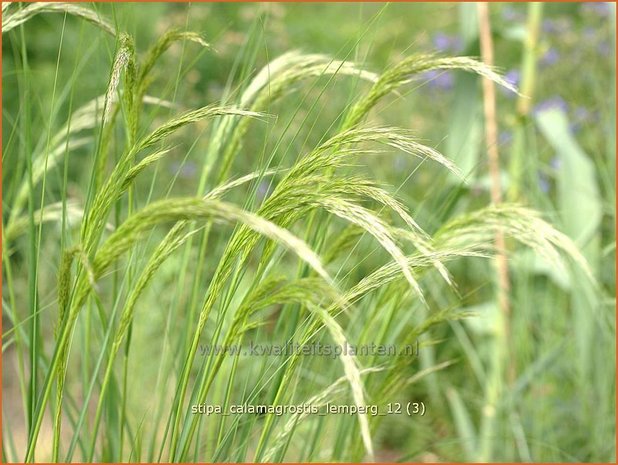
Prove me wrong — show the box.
[550,156,562,171]
[499,131,513,146]
[539,48,559,67]
[570,106,595,133]
[583,27,597,41]
[502,5,524,22]
[534,96,568,115]
[169,160,197,179]
[542,19,559,34]
[538,172,550,193]
[574,106,591,122]
[581,2,612,17]
[541,17,573,36]
[432,33,464,53]
[597,40,612,56]
[500,69,520,97]
[505,69,520,87]
[433,32,451,52]
[422,69,454,91]
[257,180,273,201]
[450,36,464,53]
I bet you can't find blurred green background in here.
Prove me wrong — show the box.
[3,2,615,462]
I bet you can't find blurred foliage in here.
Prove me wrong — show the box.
[2,2,615,462]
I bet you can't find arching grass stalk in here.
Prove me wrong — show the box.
[24,94,261,460]
[164,54,365,458]
[76,170,276,458]
[168,123,465,461]
[6,8,602,461]
[2,2,116,36]
[252,52,519,460]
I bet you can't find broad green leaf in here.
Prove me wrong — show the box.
[535,109,602,248]
[536,108,602,380]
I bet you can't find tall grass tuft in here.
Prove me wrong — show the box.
[2,4,608,464]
